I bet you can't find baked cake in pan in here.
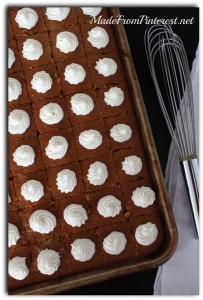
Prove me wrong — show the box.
[8,7,165,291]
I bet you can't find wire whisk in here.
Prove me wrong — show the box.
[144,24,199,238]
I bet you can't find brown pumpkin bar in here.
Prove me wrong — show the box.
[88,52,126,88]
[8,39,22,75]
[25,64,61,101]
[8,72,30,108]
[38,128,78,168]
[97,83,134,118]
[49,25,85,63]
[9,137,45,177]
[129,212,165,259]
[72,119,110,160]
[65,89,102,126]
[13,170,52,209]
[57,56,93,96]
[120,179,160,218]
[46,162,85,200]
[104,112,140,150]
[17,32,53,71]
[42,7,78,31]
[81,22,118,56]
[96,221,137,267]
[80,152,118,192]
[8,103,37,143]
[87,186,127,227]
[10,8,47,38]
[32,96,70,133]
[56,195,95,235]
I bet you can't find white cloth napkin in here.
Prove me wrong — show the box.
[153,45,199,295]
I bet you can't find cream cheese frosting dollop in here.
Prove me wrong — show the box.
[104,87,124,107]
[45,136,68,160]
[87,26,109,49]
[64,63,86,84]
[64,204,88,227]
[22,39,43,60]
[87,161,108,186]
[131,186,156,208]
[70,93,94,115]
[95,58,117,77]
[8,48,15,69]
[21,180,44,202]
[15,8,38,29]
[8,109,30,134]
[97,195,122,218]
[8,78,22,102]
[135,222,158,246]
[110,124,132,142]
[56,169,77,193]
[56,31,79,53]
[103,231,127,255]
[40,103,64,125]
[13,145,35,167]
[29,209,56,234]
[37,249,60,275]
[122,155,142,175]
[81,7,102,17]
[79,129,102,150]
[46,7,70,21]
[71,239,95,262]
[9,257,29,280]
[31,71,52,93]
[8,223,20,247]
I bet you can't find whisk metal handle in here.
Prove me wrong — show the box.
[180,158,199,239]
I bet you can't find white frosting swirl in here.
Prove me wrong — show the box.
[31,71,52,93]
[87,26,109,49]
[81,7,102,17]
[71,239,95,262]
[131,186,156,208]
[13,145,35,167]
[110,124,132,142]
[8,257,29,280]
[22,39,43,60]
[8,78,22,102]
[70,93,94,115]
[56,169,77,193]
[63,204,88,227]
[97,195,122,218]
[8,223,20,247]
[8,109,30,134]
[8,193,11,204]
[95,58,117,77]
[87,161,108,186]
[64,63,86,84]
[104,87,124,107]
[122,155,142,175]
[103,231,127,255]
[56,31,78,53]
[8,48,15,68]
[45,136,68,160]
[46,7,70,21]
[29,209,56,234]
[37,249,60,275]
[79,129,102,150]
[15,8,38,29]
[135,222,158,246]
[21,180,44,202]
[40,103,64,125]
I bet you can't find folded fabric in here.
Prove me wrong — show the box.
[153,45,199,295]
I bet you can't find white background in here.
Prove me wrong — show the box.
[1,0,202,299]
